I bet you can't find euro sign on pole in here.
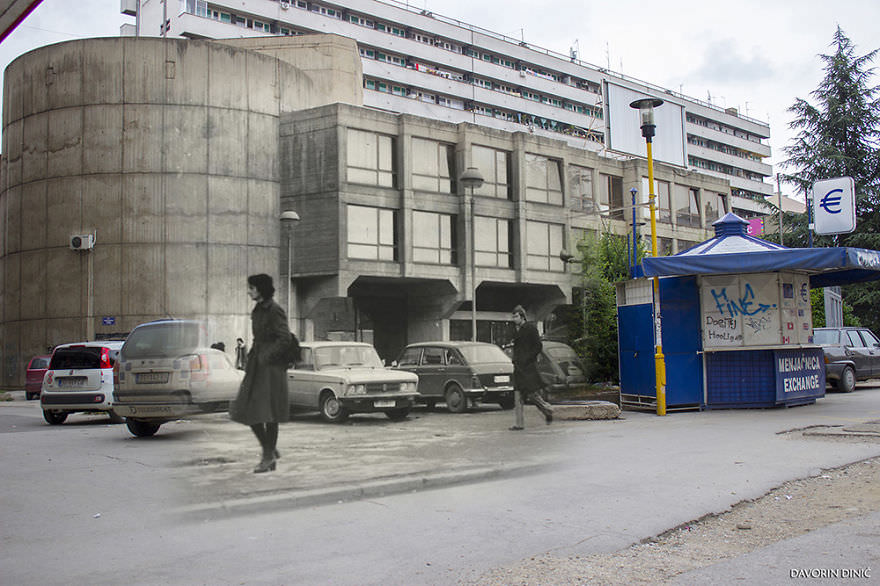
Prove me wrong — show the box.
[812,177,856,235]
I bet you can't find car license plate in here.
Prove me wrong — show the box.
[494,375,510,383]
[374,400,395,408]
[136,372,170,384]
[57,377,87,388]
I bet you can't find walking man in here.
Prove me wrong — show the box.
[510,304,553,430]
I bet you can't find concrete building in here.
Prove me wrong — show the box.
[122,0,774,213]
[0,35,361,387]
[0,33,728,385]
[282,102,730,360]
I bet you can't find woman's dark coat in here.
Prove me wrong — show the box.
[229,298,291,425]
[512,321,544,394]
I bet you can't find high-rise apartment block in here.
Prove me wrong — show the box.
[123,0,774,215]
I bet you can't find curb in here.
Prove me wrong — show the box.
[173,461,554,521]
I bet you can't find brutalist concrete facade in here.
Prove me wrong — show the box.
[281,103,729,361]
[0,35,361,387]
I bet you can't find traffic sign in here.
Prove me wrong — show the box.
[812,177,855,235]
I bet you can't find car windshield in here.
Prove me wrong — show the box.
[29,357,50,369]
[313,346,384,370]
[813,330,841,345]
[458,344,509,365]
[122,322,204,359]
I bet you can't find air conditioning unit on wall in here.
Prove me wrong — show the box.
[69,234,95,250]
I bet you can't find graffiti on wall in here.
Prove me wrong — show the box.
[701,274,782,348]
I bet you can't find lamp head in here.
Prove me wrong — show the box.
[459,166,484,190]
[280,210,301,223]
[629,97,664,140]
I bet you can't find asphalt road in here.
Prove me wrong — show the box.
[2,386,879,585]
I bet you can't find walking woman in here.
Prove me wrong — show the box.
[230,274,292,473]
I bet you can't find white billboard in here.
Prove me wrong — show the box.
[812,177,856,235]
[606,83,686,168]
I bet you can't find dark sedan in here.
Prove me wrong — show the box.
[814,326,880,393]
[394,342,514,412]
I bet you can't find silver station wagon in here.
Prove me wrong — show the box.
[289,341,419,423]
[113,320,243,437]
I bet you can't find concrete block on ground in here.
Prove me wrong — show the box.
[552,400,621,420]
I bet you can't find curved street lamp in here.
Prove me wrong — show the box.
[459,167,484,342]
[280,210,301,335]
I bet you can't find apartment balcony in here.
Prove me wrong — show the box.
[470,60,601,107]
[688,144,772,178]
[686,121,771,158]
[686,100,770,138]
[695,167,775,197]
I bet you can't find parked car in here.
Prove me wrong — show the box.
[113,319,243,437]
[25,355,51,400]
[814,326,880,393]
[535,341,590,398]
[40,341,125,425]
[394,341,514,412]
[290,341,418,423]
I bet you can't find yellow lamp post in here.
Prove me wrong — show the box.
[629,97,667,416]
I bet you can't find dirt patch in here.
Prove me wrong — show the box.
[467,456,880,585]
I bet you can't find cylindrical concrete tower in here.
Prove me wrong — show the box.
[0,37,301,387]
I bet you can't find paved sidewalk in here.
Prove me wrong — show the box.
[169,405,583,517]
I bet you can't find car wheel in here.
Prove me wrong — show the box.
[42,410,68,425]
[445,384,468,413]
[837,366,856,393]
[385,407,411,421]
[107,410,125,424]
[126,420,161,437]
[319,391,349,423]
[497,395,515,410]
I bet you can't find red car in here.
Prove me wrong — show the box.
[25,355,51,400]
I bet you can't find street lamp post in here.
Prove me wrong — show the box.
[280,210,301,336]
[630,97,667,416]
[459,166,484,342]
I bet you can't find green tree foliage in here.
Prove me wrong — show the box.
[566,231,646,383]
[782,27,880,331]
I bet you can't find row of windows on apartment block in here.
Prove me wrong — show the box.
[345,129,728,229]
[183,1,603,96]
[345,203,709,270]
[359,50,603,119]
[364,79,604,143]
[687,155,765,183]
[685,113,765,145]
[687,135,763,163]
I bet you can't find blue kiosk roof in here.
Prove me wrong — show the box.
[640,213,880,288]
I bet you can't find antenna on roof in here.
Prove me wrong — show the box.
[570,39,579,62]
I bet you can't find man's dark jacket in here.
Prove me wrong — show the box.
[512,321,543,393]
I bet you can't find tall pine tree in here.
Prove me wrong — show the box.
[782,27,880,330]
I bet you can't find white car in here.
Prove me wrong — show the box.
[40,340,125,425]
[113,320,243,437]
[290,341,419,423]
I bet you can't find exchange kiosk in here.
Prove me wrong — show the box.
[617,213,880,410]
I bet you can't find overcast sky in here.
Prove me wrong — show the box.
[2,0,878,199]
